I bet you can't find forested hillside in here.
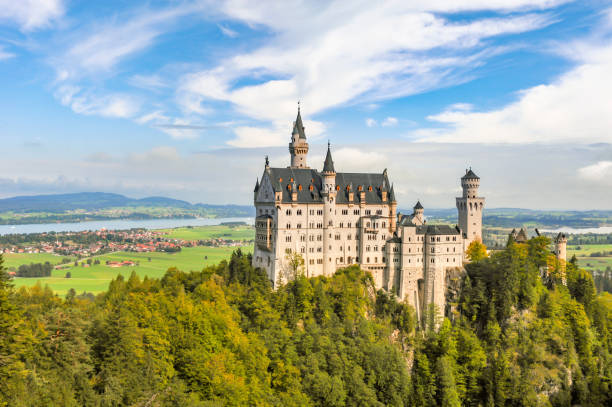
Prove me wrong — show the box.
[0,238,610,406]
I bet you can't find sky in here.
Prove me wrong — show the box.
[1,0,612,210]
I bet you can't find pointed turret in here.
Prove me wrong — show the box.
[389,183,396,202]
[289,105,309,168]
[253,177,259,192]
[414,200,423,210]
[292,107,306,140]
[322,141,335,173]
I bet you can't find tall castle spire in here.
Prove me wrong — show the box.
[322,141,335,173]
[289,103,309,168]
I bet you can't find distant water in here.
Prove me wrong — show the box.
[0,217,254,235]
[540,226,612,235]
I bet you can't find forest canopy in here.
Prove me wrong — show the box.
[0,240,610,406]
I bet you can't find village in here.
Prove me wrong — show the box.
[0,227,250,261]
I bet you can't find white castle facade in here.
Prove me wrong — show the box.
[252,109,484,318]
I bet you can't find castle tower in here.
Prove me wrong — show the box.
[456,168,485,249]
[554,233,567,263]
[413,201,424,225]
[321,142,336,276]
[289,106,309,168]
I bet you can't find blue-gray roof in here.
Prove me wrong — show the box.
[262,167,392,205]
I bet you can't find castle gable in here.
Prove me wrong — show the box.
[264,167,391,205]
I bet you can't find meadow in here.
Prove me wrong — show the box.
[159,224,254,241]
[6,224,255,295]
[568,243,612,272]
[10,246,252,295]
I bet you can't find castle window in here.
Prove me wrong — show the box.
[366,246,371,252]
[354,209,360,215]
[297,223,302,229]
[365,210,371,215]
[286,209,291,215]
[297,209,302,215]
[374,257,377,262]
[309,259,314,265]
[431,237,435,242]
[368,186,372,191]
[298,184,302,191]
[348,222,352,228]
[453,236,457,241]
[342,209,348,215]
[301,247,305,253]
[382,222,386,228]
[285,248,292,253]
[310,209,314,215]
[317,210,323,215]
[286,223,291,229]
[431,258,434,263]
[347,234,352,240]
[285,236,292,242]
[339,222,344,228]
[367,257,370,263]
[376,210,382,215]
[300,235,306,242]
[431,247,434,253]
[374,246,378,251]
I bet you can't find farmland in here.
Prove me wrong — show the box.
[10,246,252,295]
[5,224,255,295]
[568,243,612,273]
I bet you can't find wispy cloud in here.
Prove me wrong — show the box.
[382,117,398,127]
[0,45,15,60]
[366,118,377,127]
[578,161,612,182]
[413,29,612,144]
[0,0,64,31]
[55,86,140,118]
[177,1,560,146]
[218,24,238,38]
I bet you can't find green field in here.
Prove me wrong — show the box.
[3,252,74,268]
[160,224,254,241]
[10,246,251,295]
[568,244,612,272]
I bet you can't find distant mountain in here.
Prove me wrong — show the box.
[0,192,253,215]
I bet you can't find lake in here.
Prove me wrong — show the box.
[540,226,612,235]
[0,217,254,235]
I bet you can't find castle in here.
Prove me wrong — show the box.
[253,109,484,318]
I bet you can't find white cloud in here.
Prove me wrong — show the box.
[413,21,612,144]
[382,117,398,127]
[578,161,612,182]
[332,148,387,172]
[177,0,562,146]
[228,118,326,148]
[0,0,64,31]
[0,45,15,60]
[57,7,191,77]
[55,86,140,118]
[366,118,377,127]
[218,24,238,38]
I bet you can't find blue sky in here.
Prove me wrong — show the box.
[1,0,612,209]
